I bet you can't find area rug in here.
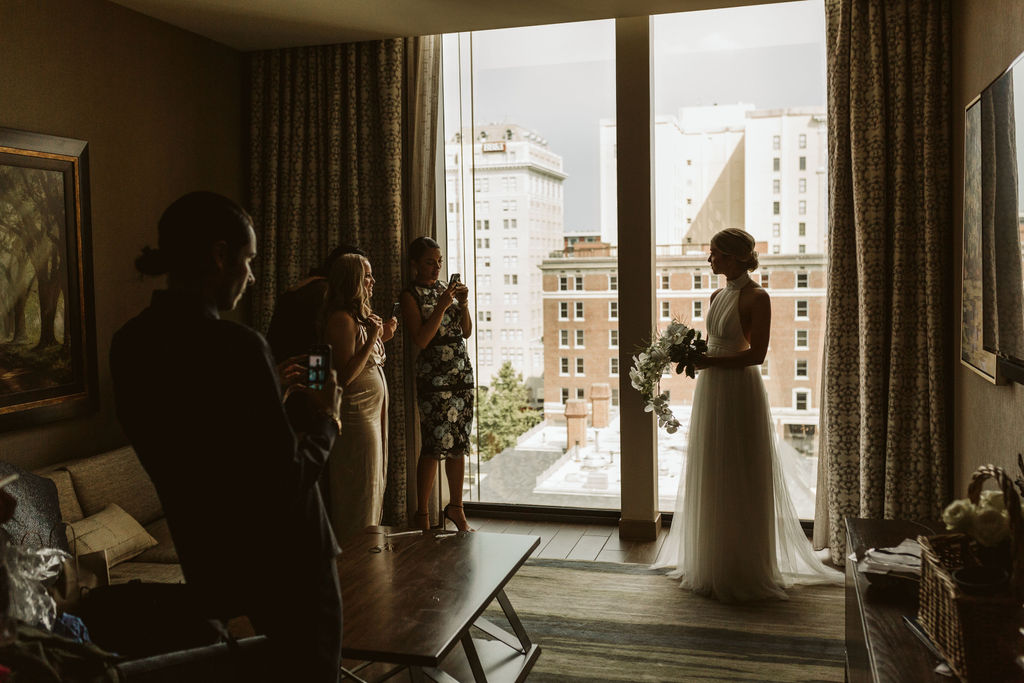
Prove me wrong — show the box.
[486,558,845,683]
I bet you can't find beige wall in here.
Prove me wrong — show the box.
[953,1,1024,493]
[0,0,244,470]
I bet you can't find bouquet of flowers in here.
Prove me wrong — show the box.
[629,320,707,434]
[942,490,1016,547]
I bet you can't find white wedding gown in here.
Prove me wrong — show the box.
[654,272,843,601]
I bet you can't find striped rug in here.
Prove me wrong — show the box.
[488,558,845,683]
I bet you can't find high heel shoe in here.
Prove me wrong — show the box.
[442,504,475,532]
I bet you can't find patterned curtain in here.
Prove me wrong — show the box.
[818,0,952,564]
[247,36,440,527]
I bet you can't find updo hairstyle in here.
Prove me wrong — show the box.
[135,191,253,278]
[711,228,759,273]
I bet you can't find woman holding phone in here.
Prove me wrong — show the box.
[321,253,397,541]
[400,236,474,532]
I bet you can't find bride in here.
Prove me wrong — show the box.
[654,228,842,601]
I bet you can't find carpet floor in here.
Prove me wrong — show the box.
[485,558,846,683]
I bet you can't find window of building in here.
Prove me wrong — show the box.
[798,244,806,254]
[693,273,702,289]
[609,330,619,348]
[773,245,781,254]
[610,357,620,376]
[575,330,584,347]
[796,359,808,378]
[609,301,618,320]
[476,238,490,248]
[559,275,568,291]
[575,358,585,375]
[799,156,806,171]
[798,200,806,215]
[561,388,569,404]
[693,300,703,320]
[761,359,770,378]
[761,272,770,287]
[796,272,808,288]
[478,311,491,322]
[558,302,568,320]
[773,157,780,172]
[559,357,569,375]
[773,179,780,194]
[796,329,809,348]
[772,223,780,237]
[798,222,806,236]
[798,178,807,193]
[795,390,809,411]
[559,330,569,347]
[576,387,585,400]
[609,275,618,291]
[660,301,671,319]
[772,135,780,150]
[796,300,809,318]
[799,133,807,148]
[504,274,518,285]
[574,275,583,290]
[773,201,780,215]
[611,388,619,406]
[574,302,584,320]
[661,274,670,289]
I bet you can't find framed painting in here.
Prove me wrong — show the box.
[0,127,97,430]
[961,97,1001,382]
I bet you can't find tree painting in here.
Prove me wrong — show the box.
[0,162,73,398]
[476,362,543,462]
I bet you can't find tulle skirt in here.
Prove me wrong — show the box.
[654,363,842,602]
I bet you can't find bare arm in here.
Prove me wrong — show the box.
[402,287,456,350]
[698,287,771,369]
[327,311,382,386]
[453,283,472,338]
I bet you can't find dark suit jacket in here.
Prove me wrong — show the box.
[110,290,339,615]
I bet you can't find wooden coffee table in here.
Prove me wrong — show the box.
[337,527,541,682]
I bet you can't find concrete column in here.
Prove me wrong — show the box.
[564,399,588,450]
[590,382,611,428]
[615,16,661,542]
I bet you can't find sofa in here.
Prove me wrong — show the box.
[35,445,183,586]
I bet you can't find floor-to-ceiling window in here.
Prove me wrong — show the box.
[440,0,827,519]
[651,1,827,519]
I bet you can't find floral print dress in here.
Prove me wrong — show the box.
[408,282,475,460]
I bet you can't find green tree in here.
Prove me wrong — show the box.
[476,362,542,462]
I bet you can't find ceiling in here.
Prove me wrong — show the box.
[108,0,784,51]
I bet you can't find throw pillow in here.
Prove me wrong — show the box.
[65,503,157,567]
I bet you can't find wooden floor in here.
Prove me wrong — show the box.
[463,516,670,565]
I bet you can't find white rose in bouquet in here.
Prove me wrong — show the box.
[972,507,1011,547]
[942,498,976,532]
[979,489,1005,511]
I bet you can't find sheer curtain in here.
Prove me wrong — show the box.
[247,36,441,527]
[817,0,953,563]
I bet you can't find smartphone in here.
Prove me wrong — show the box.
[449,273,461,286]
[391,301,401,319]
[307,344,332,391]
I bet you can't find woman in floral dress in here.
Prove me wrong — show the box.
[400,237,475,531]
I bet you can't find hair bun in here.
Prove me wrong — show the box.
[135,246,171,276]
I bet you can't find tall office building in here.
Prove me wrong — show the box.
[444,123,566,401]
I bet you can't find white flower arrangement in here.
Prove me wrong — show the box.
[942,490,1017,547]
[628,320,708,434]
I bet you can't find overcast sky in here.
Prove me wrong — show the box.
[443,1,827,232]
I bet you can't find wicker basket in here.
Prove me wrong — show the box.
[917,465,1024,681]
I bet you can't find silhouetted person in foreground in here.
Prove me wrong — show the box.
[110,191,344,681]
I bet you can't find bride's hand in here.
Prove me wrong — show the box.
[694,354,712,370]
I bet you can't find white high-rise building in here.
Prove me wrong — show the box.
[743,108,828,255]
[444,123,566,400]
[600,104,751,247]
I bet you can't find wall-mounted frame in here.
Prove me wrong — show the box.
[961,96,1001,382]
[0,127,97,430]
